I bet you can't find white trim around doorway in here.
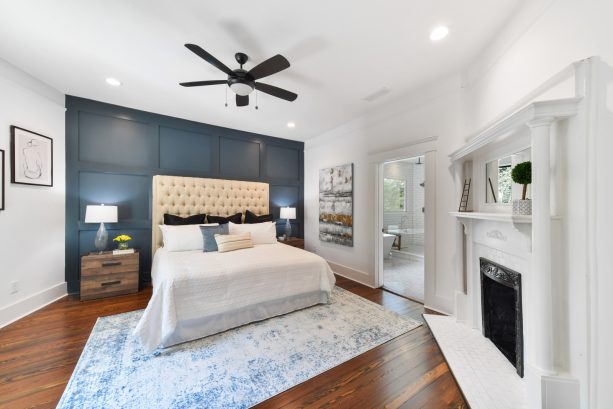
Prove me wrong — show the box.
[369,137,437,305]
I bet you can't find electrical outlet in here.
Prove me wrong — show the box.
[10,281,19,294]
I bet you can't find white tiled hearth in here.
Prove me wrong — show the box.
[424,314,527,409]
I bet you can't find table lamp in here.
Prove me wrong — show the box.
[85,204,118,252]
[280,207,296,239]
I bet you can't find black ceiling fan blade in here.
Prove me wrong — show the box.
[248,55,290,80]
[185,44,234,76]
[236,94,249,107]
[179,80,227,87]
[255,82,298,101]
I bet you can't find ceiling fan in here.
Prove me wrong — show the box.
[180,43,298,107]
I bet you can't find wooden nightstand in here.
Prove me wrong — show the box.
[80,251,139,301]
[280,237,304,249]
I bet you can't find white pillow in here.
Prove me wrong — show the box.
[215,233,254,253]
[228,221,277,245]
[159,223,218,252]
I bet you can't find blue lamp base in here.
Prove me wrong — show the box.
[284,219,292,239]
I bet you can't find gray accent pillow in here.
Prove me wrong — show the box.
[200,224,229,252]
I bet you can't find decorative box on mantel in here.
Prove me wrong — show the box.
[445,58,607,409]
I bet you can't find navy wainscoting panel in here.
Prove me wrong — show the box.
[66,96,304,294]
[219,136,261,179]
[78,111,156,167]
[78,172,151,221]
[159,126,216,173]
[267,145,300,181]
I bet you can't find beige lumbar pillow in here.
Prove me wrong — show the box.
[215,232,254,253]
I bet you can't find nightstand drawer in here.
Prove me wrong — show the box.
[80,271,139,300]
[81,254,139,277]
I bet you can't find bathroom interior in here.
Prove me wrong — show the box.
[382,156,425,302]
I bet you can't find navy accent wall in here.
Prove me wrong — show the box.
[66,96,304,294]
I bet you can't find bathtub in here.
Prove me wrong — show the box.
[387,227,424,235]
[383,233,396,258]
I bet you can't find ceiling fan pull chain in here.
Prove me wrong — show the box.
[255,89,259,110]
[224,86,228,107]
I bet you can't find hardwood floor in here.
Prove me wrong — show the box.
[0,275,467,409]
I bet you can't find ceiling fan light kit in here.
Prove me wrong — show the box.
[229,80,253,96]
[180,44,297,108]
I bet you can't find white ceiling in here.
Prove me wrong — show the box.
[0,0,522,141]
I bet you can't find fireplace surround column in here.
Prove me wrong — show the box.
[528,117,556,377]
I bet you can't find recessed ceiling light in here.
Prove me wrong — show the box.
[430,25,449,42]
[287,122,296,128]
[105,77,122,87]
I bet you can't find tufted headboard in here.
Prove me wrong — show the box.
[152,175,269,255]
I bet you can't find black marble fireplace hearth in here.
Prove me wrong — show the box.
[480,258,524,377]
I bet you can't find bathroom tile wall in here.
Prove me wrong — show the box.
[382,159,425,247]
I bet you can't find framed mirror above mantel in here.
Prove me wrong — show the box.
[483,147,531,210]
[449,96,581,220]
[453,123,533,215]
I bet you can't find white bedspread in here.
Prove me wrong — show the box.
[134,243,336,352]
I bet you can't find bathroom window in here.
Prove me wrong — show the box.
[384,178,406,211]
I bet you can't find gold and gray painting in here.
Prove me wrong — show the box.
[319,163,353,246]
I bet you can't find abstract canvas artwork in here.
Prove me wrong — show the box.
[319,163,353,246]
[11,126,53,187]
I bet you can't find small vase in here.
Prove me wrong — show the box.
[512,199,532,215]
[118,242,129,250]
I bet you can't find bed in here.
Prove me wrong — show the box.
[134,175,335,353]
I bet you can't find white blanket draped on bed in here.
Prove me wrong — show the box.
[134,243,336,352]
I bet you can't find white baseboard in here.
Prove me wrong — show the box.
[0,282,67,328]
[542,374,581,409]
[327,260,376,288]
[424,303,452,316]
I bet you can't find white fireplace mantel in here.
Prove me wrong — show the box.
[449,97,582,162]
[450,211,532,224]
[450,212,565,224]
[449,91,584,408]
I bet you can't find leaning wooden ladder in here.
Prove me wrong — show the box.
[458,178,471,212]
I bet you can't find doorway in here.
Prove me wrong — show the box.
[381,156,425,302]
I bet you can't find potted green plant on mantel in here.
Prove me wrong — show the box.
[511,161,531,215]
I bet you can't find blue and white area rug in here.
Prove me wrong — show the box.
[58,287,421,409]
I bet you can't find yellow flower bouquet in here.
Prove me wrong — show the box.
[113,234,132,250]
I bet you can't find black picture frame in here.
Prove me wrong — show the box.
[10,125,53,187]
[0,149,4,210]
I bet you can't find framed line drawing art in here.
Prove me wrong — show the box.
[11,126,53,187]
[0,149,4,210]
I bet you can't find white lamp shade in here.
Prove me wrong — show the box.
[280,207,296,220]
[85,205,118,223]
[230,82,254,96]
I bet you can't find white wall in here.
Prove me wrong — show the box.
[0,59,66,327]
[462,0,613,132]
[304,75,465,313]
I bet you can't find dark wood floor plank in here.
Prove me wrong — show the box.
[0,275,466,408]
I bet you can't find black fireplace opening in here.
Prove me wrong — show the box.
[480,258,523,377]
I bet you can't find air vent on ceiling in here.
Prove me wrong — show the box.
[363,87,391,102]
